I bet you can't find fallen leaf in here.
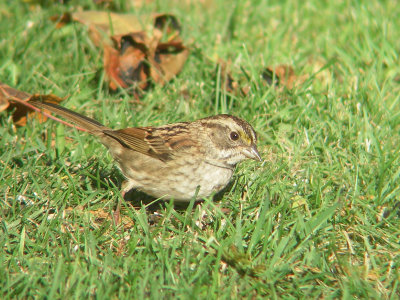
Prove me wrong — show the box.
[0,83,64,126]
[0,82,31,112]
[73,11,143,37]
[215,59,238,94]
[211,60,255,97]
[105,32,151,91]
[149,39,189,85]
[51,11,189,94]
[103,14,188,92]
[262,65,298,89]
[50,12,72,29]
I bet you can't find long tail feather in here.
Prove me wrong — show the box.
[16,99,107,133]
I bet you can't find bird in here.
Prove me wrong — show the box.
[18,100,261,222]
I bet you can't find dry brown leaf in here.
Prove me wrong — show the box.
[263,65,297,89]
[149,39,189,85]
[215,60,238,94]
[262,65,308,89]
[91,0,153,11]
[211,60,256,97]
[102,14,188,92]
[105,32,151,91]
[50,12,72,29]
[0,83,31,112]
[52,12,188,94]
[72,11,143,37]
[127,0,154,8]
[0,83,64,126]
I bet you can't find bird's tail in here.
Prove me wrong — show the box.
[19,100,107,133]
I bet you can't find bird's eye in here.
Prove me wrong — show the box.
[230,131,239,141]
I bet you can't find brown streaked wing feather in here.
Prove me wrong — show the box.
[103,126,200,162]
[103,127,174,161]
[165,134,199,150]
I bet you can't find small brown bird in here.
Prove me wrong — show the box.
[20,100,261,220]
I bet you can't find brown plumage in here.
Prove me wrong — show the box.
[23,100,261,203]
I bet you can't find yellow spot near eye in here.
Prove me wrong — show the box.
[239,131,252,145]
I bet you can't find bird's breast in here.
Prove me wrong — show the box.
[117,152,234,201]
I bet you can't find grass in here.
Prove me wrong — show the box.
[1,0,400,298]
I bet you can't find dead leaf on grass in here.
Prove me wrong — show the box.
[0,82,64,126]
[92,0,154,9]
[262,65,301,89]
[211,59,307,97]
[52,11,189,95]
[216,59,239,94]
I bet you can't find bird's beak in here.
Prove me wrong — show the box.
[244,145,262,161]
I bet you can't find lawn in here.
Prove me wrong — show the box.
[1,0,400,298]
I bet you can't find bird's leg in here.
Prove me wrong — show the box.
[113,180,135,225]
[112,192,123,225]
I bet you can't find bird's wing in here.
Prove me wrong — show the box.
[103,124,199,162]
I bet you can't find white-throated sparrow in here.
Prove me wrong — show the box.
[21,100,261,204]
